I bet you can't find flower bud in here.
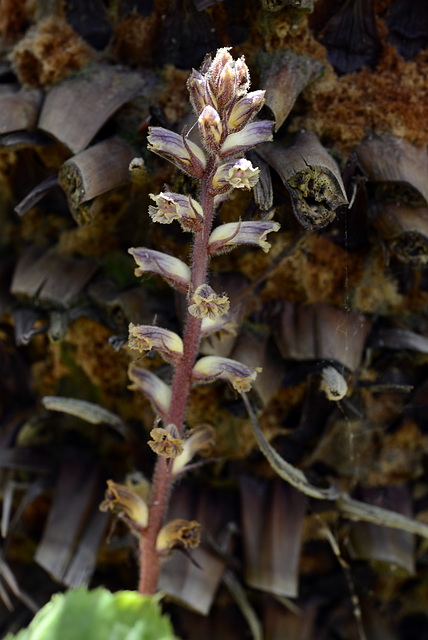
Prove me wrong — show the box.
[156,519,201,554]
[129,247,190,293]
[208,220,280,255]
[208,48,250,109]
[187,69,217,116]
[228,91,265,132]
[220,120,273,158]
[128,363,171,421]
[147,127,206,178]
[100,479,148,529]
[320,366,348,401]
[212,158,260,192]
[149,191,203,232]
[148,424,184,458]
[128,323,183,364]
[188,284,230,320]
[198,105,223,151]
[192,355,262,393]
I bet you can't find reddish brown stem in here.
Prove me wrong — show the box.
[138,156,218,594]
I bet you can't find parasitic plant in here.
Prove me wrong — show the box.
[101,48,279,594]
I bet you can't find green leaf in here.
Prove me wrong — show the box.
[5,588,179,640]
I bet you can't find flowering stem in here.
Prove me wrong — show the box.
[138,157,217,595]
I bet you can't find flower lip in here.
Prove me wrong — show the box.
[148,191,203,232]
[212,158,260,192]
[188,284,230,320]
[148,424,184,458]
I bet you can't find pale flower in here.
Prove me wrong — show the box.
[188,284,230,320]
[192,355,262,393]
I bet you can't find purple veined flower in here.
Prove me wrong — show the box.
[208,220,280,255]
[147,126,206,178]
[192,355,262,393]
[148,191,203,232]
[129,247,191,293]
[156,519,201,554]
[128,323,183,365]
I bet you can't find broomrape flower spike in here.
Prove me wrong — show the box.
[122,47,278,596]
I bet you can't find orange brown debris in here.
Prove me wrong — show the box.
[10,16,92,87]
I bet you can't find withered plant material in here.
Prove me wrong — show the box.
[34,451,104,583]
[38,66,152,153]
[386,0,428,60]
[320,0,380,75]
[274,301,371,372]
[0,88,43,133]
[348,485,415,576]
[58,138,135,225]
[257,50,324,132]
[9,16,93,87]
[257,130,348,229]
[14,174,59,216]
[11,246,99,307]
[261,0,314,11]
[41,396,128,438]
[62,508,109,588]
[356,133,428,206]
[240,476,306,598]
[373,202,428,265]
[369,327,428,354]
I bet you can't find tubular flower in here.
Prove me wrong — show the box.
[188,284,230,320]
[198,105,223,151]
[156,519,201,554]
[147,127,206,178]
[208,220,281,255]
[149,192,203,232]
[220,120,273,158]
[212,158,260,192]
[227,90,265,132]
[129,247,190,293]
[100,479,148,529]
[192,355,262,393]
[172,425,215,474]
[128,363,171,421]
[148,424,184,458]
[128,323,183,364]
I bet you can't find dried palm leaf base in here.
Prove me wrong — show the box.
[258,131,348,230]
[373,203,428,266]
[240,476,306,598]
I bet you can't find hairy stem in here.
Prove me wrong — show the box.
[138,156,218,594]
